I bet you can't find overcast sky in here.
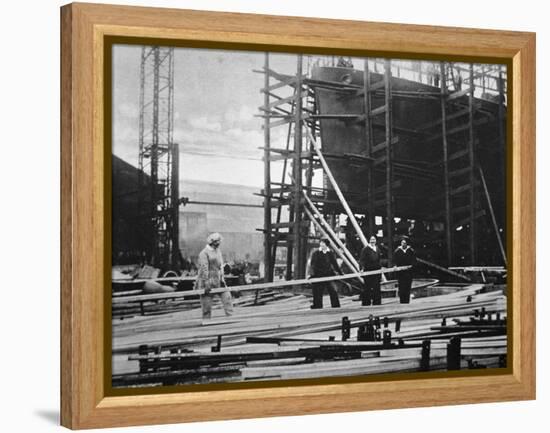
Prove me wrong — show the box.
[112,45,303,188]
[112,45,506,189]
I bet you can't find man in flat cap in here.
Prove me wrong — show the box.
[196,232,233,321]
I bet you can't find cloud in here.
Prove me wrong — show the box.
[113,123,138,162]
[115,102,138,120]
[111,46,304,187]
[180,153,264,187]
[176,128,262,158]
[224,105,258,126]
[188,115,223,132]
[173,112,263,160]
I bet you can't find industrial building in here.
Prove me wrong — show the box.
[259,55,506,282]
[111,47,507,387]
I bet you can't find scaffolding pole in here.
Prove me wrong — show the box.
[303,207,362,283]
[363,58,376,236]
[384,59,394,264]
[258,58,506,278]
[468,63,476,264]
[263,53,273,282]
[302,192,361,272]
[440,62,453,266]
[271,100,294,279]
[478,167,507,266]
[497,65,506,205]
[292,55,305,279]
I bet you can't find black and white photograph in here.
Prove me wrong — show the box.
[110,45,508,388]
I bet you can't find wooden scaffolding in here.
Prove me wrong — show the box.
[258,55,507,281]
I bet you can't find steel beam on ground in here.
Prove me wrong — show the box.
[113,266,412,302]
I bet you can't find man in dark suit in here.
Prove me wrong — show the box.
[308,239,341,309]
[393,236,417,303]
[359,235,382,306]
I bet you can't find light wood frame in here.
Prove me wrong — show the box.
[61,2,536,429]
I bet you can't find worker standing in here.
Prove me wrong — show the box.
[308,239,341,309]
[393,236,416,304]
[359,235,382,306]
[196,233,233,321]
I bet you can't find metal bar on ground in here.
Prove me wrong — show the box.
[416,257,471,282]
[113,266,412,303]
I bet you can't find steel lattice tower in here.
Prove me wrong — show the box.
[138,46,180,271]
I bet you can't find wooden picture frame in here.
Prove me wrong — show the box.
[61,2,535,429]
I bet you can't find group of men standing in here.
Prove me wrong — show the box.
[308,235,417,309]
[194,231,417,321]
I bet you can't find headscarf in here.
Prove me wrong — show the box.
[206,232,223,245]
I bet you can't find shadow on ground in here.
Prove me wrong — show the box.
[34,409,59,425]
